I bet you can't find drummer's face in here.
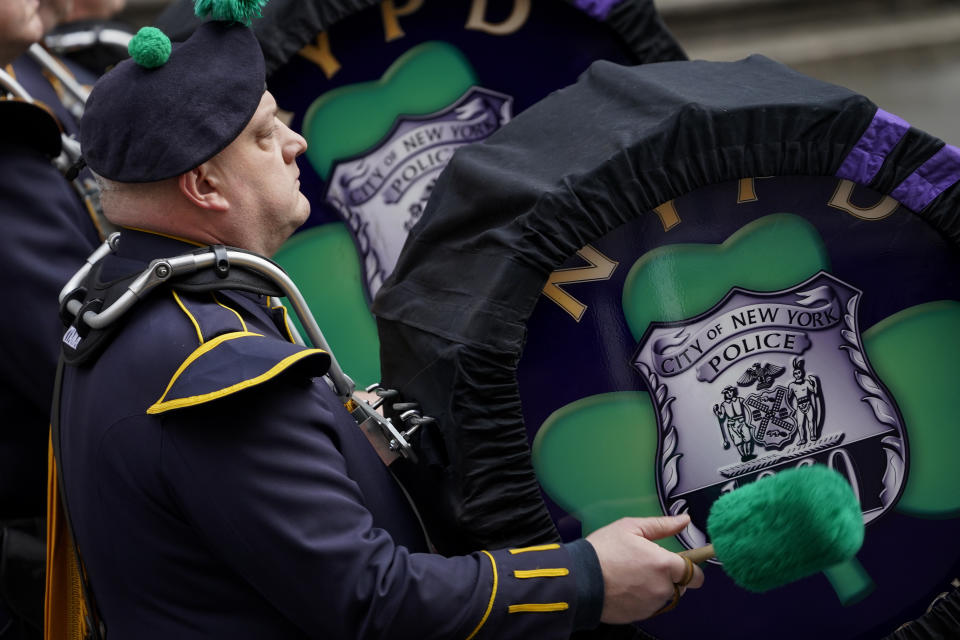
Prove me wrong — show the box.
[0,0,43,65]
[205,91,310,257]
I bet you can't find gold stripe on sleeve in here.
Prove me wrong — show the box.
[508,603,569,614]
[508,544,560,555]
[464,550,498,640]
[513,568,569,579]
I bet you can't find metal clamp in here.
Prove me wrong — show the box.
[353,384,436,462]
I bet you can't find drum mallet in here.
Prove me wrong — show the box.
[679,464,865,592]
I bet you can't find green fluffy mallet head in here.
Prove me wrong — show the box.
[128,26,172,69]
[194,0,268,26]
[707,465,864,592]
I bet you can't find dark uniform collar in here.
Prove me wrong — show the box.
[115,227,204,258]
[100,227,283,306]
[99,227,205,282]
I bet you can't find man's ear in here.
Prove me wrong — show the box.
[178,163,229,211]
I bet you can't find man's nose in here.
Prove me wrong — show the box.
[284,127,308,161]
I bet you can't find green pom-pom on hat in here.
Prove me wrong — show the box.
[194,0,268,26]
[128,26,172,69]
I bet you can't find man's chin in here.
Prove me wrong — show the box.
[295,197,311,226]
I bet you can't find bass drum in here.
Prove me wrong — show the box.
[375,55,960,639]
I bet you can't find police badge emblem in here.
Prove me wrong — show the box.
[633,271,908,552]
[323,87,512,297]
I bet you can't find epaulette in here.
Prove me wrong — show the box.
[0,98,62,157]
[145,289,330,415]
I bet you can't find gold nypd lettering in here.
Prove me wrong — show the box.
[542,245,619,322]
[298,0,533,77]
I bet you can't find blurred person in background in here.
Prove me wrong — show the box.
[1,0,101,637]
[45,0,133,76]
[36,0,70,33]
[0,0,44,64]
[9,0,94,136]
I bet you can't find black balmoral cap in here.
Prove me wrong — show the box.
[80,21,265,183]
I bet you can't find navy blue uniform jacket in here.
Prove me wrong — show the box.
[0,65,99,516]
[59,230,595,638]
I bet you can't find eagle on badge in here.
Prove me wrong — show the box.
[737,361,786,390]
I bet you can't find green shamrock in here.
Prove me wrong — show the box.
[863,300,960,518]
[532,391,679,550]
[622,213,830,341]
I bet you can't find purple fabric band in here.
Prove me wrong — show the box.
[574,0,622,20]
[891,143,960,212]
[836,109,909,185]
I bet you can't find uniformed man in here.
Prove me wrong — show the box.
[6,0,106,240]
[1,1,101,637]
[52,2,704,637]
[8,1,94,136]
